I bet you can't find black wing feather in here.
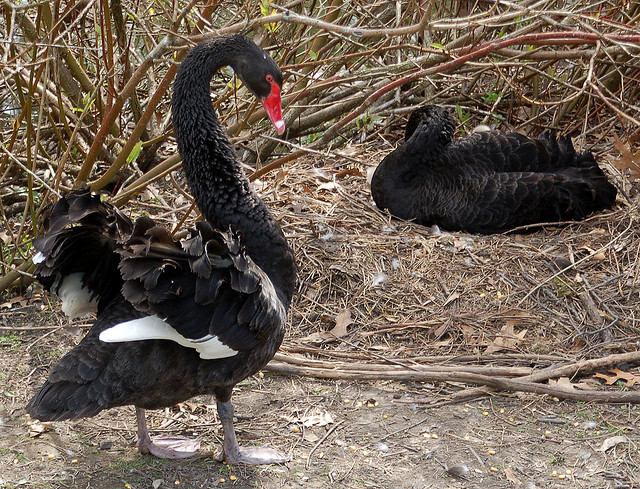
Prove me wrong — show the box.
[119,220,284,351]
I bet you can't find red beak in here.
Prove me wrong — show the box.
[261,82,285,134]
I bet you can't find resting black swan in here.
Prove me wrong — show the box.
[26,34,296,465]
[371,105,617,234]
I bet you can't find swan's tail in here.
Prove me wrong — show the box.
[539,131,600,169]
[557,166,617,218]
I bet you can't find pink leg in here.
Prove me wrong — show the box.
[216,400,289,465]
[136,407,200,459]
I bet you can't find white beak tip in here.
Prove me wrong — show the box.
[274,120,285,134]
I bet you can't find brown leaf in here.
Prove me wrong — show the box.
[548,377,594,391]
[613,136,640,179]
[443,292,460,307]
[484,321,527,354]
[594,368,639,387]
[459,323,476,341]
[548,377,577,392]
[29,422,52,437]
[321,308,353,339]
[1,296,28,310]
[504,467,522,486]
[599,435,628,452]
[300,412,334,427]
[431,320,450,340]
[335,167,364,179]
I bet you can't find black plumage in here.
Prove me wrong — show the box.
[370,105,617,234]
[27,35,296,464]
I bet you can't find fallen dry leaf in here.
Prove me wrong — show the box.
[613,136,640,179]
[335,167,364,179]
[320,308,353,340]
[594,368,640,387]
[430,320,451,340]
[29,422,52,437]
[302,309,354,344]
[504,467,522,486]
[599,435,628,452]
[484,321,527,354]
[442,292,460,307]
[1,296,28,310]
[459,323,476,342]
[301,412,334,427]
[548,377,594,391]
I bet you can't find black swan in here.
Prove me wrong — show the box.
[371,105,617,234]
[26,34,296,465]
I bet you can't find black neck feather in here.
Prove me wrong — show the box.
[172,35,296,303]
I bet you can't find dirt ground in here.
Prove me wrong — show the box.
[2,147,639,488]
[1,318,638,489]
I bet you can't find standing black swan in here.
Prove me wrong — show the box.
[370,105,617,234]
[26,34,296,465]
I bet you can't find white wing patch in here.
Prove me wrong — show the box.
[58,273,99,319]
[99,315,238,360]
[33,252,46,264]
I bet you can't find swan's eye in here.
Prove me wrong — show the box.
[266,74,274,83]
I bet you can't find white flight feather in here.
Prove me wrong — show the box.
[99,315,238,360]
[58,273,99,319]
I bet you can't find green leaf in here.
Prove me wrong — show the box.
[127,141,143,164]
[430,42,446,50]
[260,0,270,16]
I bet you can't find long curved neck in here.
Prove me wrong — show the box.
[172,35,296,303]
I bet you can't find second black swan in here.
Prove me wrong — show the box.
[371,105,617,234]
[27,35,296,465]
